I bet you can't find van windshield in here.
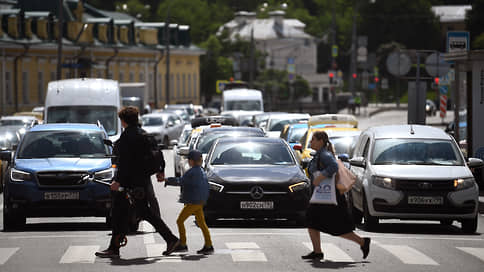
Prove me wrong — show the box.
[225,100,261,111]
[47,106,118,136]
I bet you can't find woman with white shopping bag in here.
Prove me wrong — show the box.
[302,131,370,260]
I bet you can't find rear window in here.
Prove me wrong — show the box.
[372,139,464,166]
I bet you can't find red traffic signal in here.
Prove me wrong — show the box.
[374,77,379,83]
[329,72,334,78]
[434,77,439,85]
[352,73,357,79]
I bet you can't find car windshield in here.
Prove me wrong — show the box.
[17,130,109,159]
[210,141,295,165]
[226,100,261,111]
[268,118,307,131]
[372,139,464,166]
[47,106,118,136]
[196,131,263,154]
[288,127,307,143]
[331,136,359,155]
[142,116,164,126]
[179,129,191,145]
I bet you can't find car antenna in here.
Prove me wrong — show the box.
[410,125,415,135]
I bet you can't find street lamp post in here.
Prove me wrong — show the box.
[56,0,63,80]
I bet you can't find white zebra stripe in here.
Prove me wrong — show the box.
[379,244,438,265]
[60,245,99,264]
[146,244,182,262]
[0,248,19,265]
[456,247,484,262]
[303,242,354,262]
[142,221,155,244]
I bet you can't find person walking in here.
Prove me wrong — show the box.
[164,149,214,255]
[302,131,370,260]
[95,106,180,258]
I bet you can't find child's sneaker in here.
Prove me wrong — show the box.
[174,244,188,252]
[196,245,214,255]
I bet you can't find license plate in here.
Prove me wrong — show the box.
[240,201,274,210]
[44,192,80,200]
[408,196,443,205]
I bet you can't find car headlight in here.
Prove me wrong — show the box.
[289,181,308,193]
[94,168,115,182]
[454,177,475,190]
[426,105,430,111]
[11,168,32,182]
[208,181,224,192]
[372,176,396,190]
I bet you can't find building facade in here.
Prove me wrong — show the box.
[0,0,204,115]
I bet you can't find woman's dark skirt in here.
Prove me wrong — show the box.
[306,192,355,236]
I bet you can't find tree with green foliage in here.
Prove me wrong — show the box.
[466,0,484,49]
[253,69,311,101]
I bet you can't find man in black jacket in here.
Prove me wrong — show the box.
[95,106,180,258]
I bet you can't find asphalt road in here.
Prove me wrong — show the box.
[0,110,483,272]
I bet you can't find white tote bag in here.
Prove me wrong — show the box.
[309,172,337,205]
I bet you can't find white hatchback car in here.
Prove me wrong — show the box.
[349,125,483,233]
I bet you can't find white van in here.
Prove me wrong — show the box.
[44,78,122,141]
[222,88,264,112]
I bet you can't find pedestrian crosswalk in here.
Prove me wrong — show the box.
[0,241,483,265]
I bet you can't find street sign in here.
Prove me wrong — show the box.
[447,31,469,53]
[386,51,411,76]
[216,80,227,94]
[381,78,389,89]
[332,45,338,57]
[425,52,451,77]
[357,47,367,63]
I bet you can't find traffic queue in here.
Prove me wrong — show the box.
[0,77,483,237]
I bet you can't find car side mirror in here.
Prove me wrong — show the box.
[0,150,13,163]
[338,153,350,162]
[350,156,366,168]
[293,143,302,151]
[177,146,189,156]
[103,139,113,147]
[167,121,174,128]
[467,158,484,169]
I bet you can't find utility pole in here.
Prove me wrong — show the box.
[249,28,254,88]
[56,0,63,80]
[329,0,337,113]
[348,2,357,97]
[165,8,171,106]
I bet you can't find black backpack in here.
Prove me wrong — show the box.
[143,133,165,176]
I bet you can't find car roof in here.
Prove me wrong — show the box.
[142,113,171,118]
[1,115,37,120]
[365,125,451,140]
[216,136,284,144]
[28,123,105,132]
[201,126,265,135]
[290,123,309,129]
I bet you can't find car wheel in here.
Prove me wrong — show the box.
[3,211,26,232]
[362,194,378,230]
[461,216,478,234]
[440,219,453,226]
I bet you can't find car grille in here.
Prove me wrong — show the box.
[37,172,88,187]
[396,179,455,191]
[224,183,288,195]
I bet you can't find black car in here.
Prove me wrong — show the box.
[204,137,310,224]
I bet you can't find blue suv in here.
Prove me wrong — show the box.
[0,123,114,231]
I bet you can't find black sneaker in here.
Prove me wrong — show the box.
[163,239,181,256]
[95,248,120,258]
[301,251,324,260]
[361,237,371,259]
[173,244,188,252]
[196,245,214,255]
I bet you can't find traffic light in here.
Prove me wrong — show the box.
[329,72,334,84]
[374,76,379,83]
[352,73,357,79]
[434,77,439,85]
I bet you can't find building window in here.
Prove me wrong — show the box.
[323,87,329,102]
[119,71,124,83]
[176,74,180,99]
[148,73,154,100]
[97,70,103,79]
[50,71,56,82]
[5,71,12,104]
[22,72,29,104]
[158,73,162,100]
[182,74,186,98]
[170,74,174,99]
[38,72,44,104]
[139,72,144,82]
[188,74,192,98]
[108,71,113,79]
[129,71,134,82]
[193,73,197,98]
